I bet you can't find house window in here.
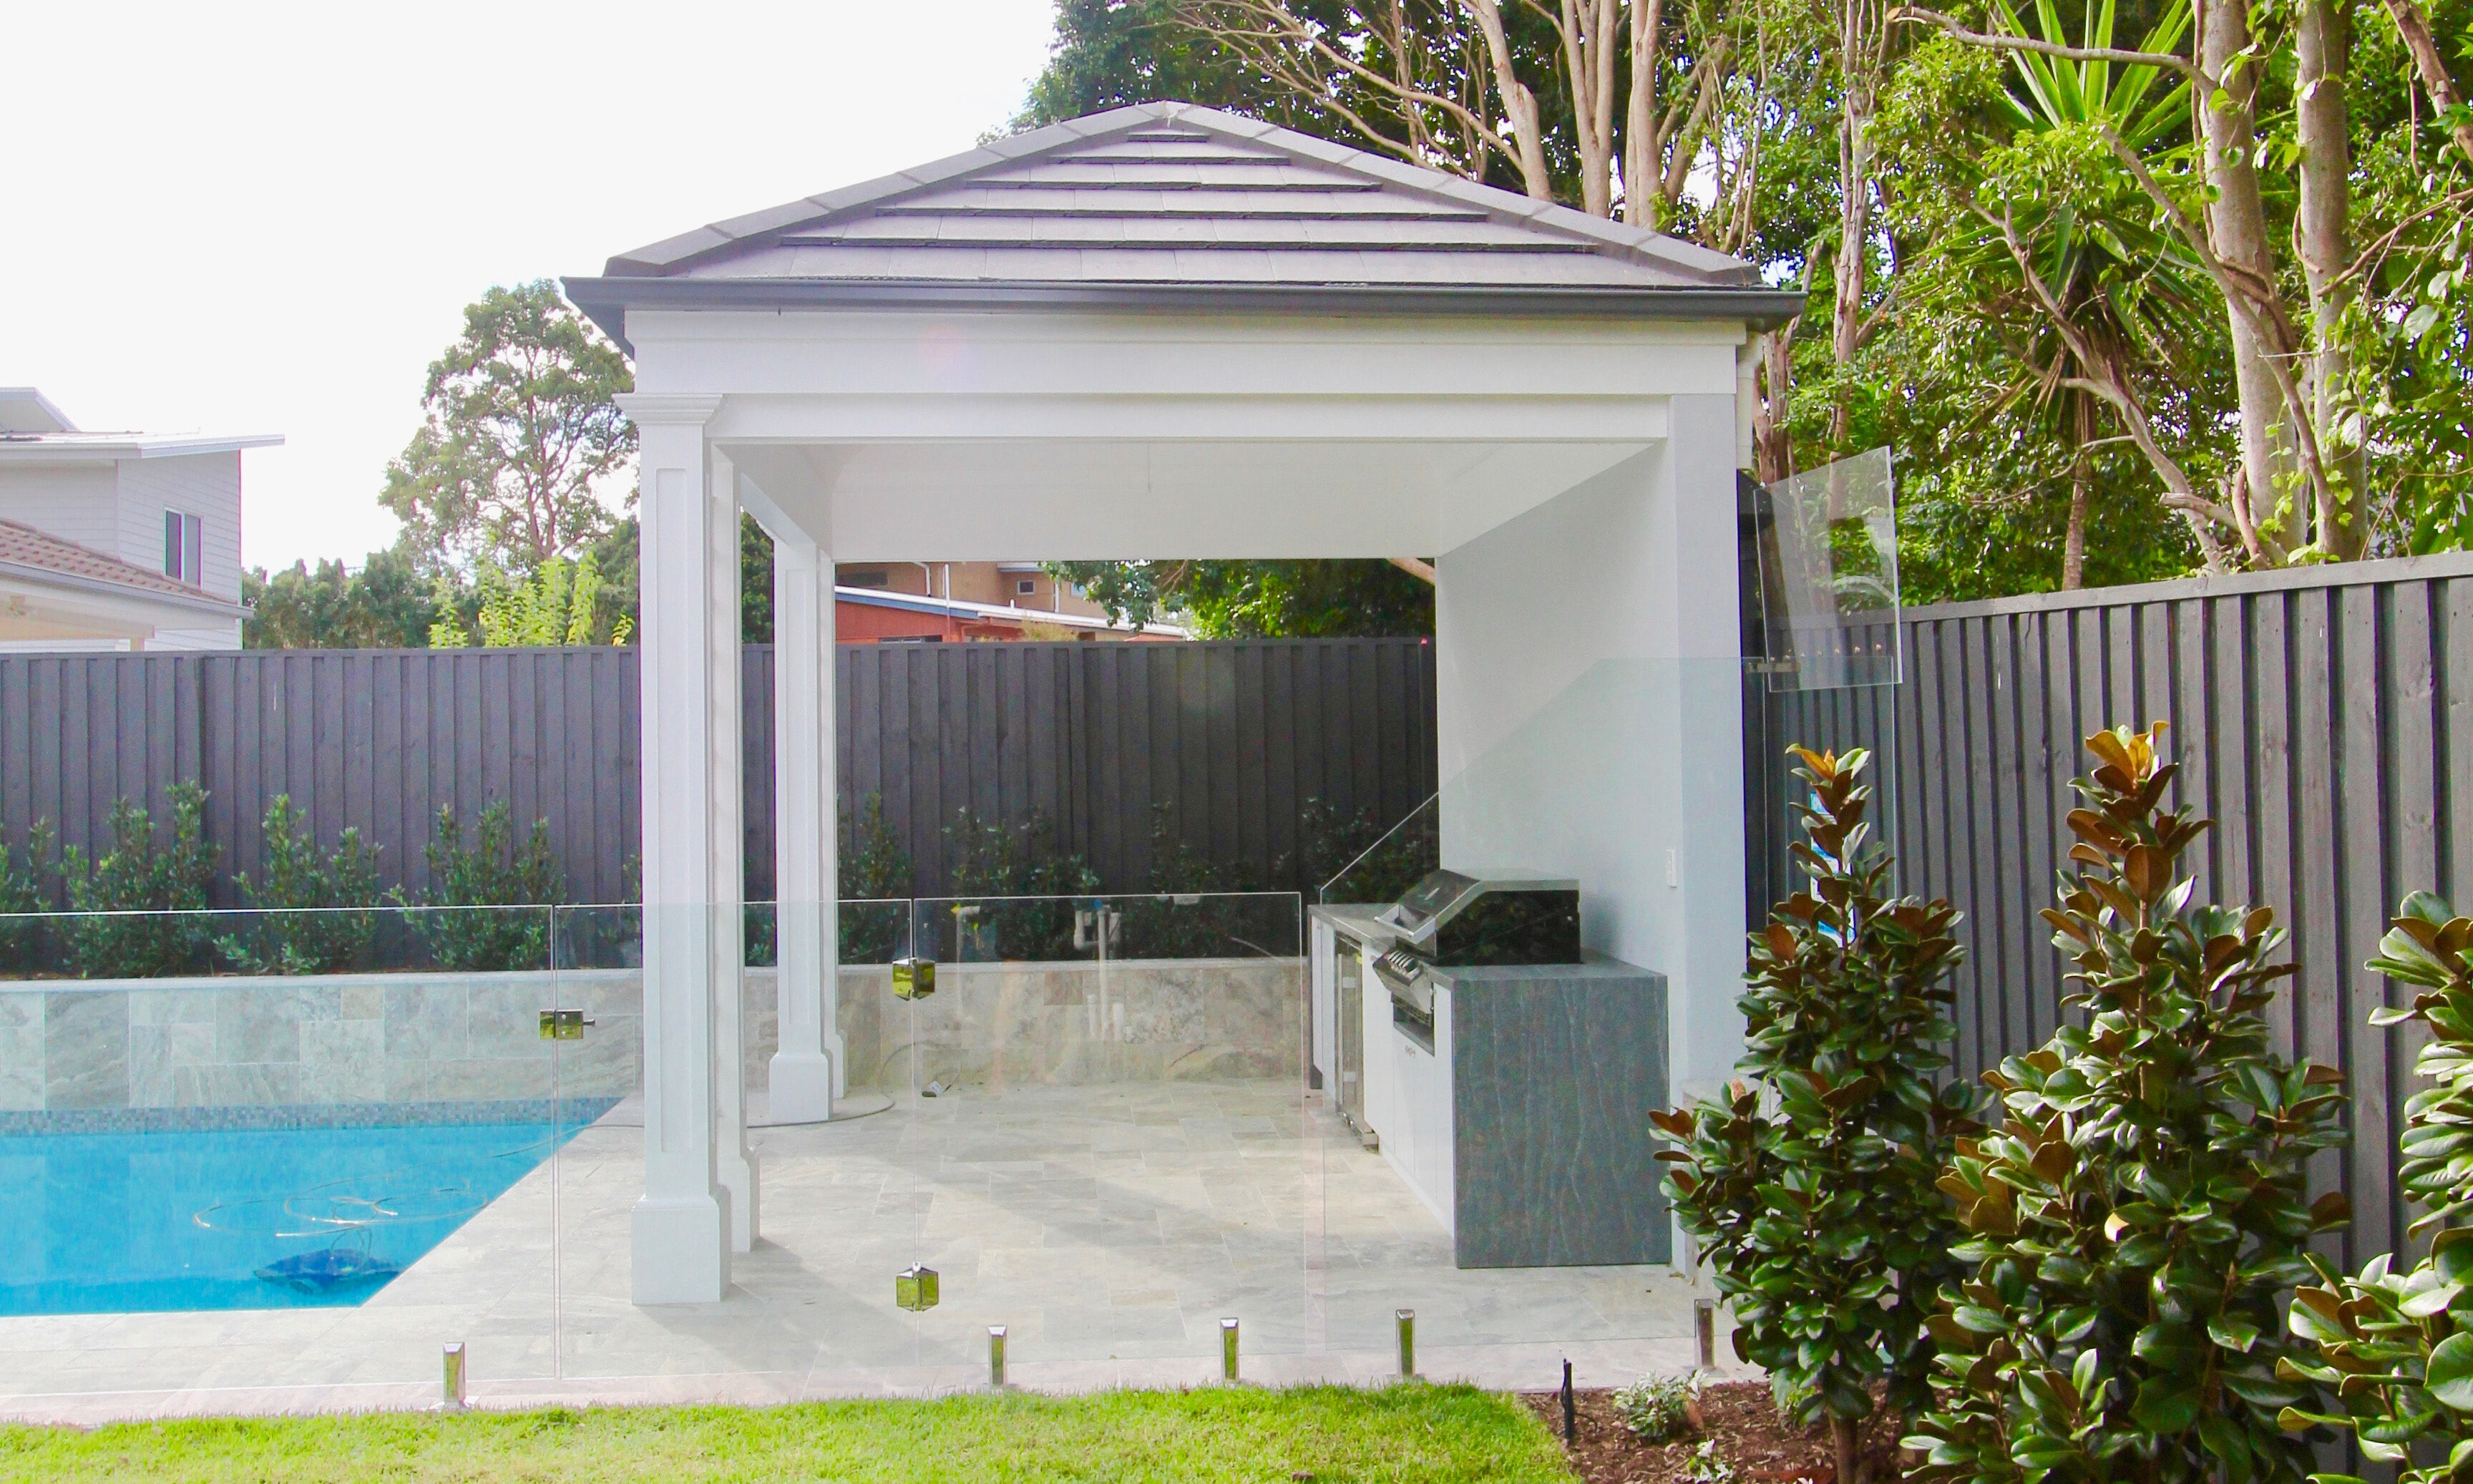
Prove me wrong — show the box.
[842,569,889,588]
[1017,579,1037,595]
[163,511,203,586]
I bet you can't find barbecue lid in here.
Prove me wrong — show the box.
[1382,867,1576,935]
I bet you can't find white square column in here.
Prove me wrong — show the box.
[622,393,737,1303]
[710,452,759,1255]
[769,532,844,1121]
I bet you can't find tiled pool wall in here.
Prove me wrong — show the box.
[0,968,643,1120]
[824,958,1304,1094]
[1,958,1305,1122]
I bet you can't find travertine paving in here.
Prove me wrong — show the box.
[0,1080,1717,1422]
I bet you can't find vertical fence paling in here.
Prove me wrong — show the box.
[1744,550,2473,1273]
[0,638,1439,907]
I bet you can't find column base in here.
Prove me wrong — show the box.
[632,1193,731,1305]
[767,1050,837,1124]
[718,1147,760,1256]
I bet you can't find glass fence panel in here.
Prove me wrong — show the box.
[0,904,581,1403]
[547,901,932,1384]
[881,892,1312,1379]
[1318,794,1439,907]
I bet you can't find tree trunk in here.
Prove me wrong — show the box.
[1468,0,1557,200]
[1833,1415,1865,1484]
[1754,328,1795,484]
[2380,0,2473,167]
[1624,0,1664,226]
[1830,0,1882,449]
[2063,394,2092,590]
[2197,0,2308,547]
[2296,0,2366,558]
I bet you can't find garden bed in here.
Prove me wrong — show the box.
[1522,1381,1906,1484]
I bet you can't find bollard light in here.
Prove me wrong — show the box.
[990,1324,1008,1388]
[442,1341,468,1412]
[1396,1308,1415,1377]
[1221,1317,1240,1382]
[1694,1298,1717,1370]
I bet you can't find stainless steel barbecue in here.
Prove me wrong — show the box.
[1370,868,1579,1045]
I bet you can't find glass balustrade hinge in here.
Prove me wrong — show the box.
[537,1008,595,1040]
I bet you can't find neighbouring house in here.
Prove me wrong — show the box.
[834,565,1184,642]
[0,389,278,650]
[836,560,1102,616]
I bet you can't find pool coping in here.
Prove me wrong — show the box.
[0,1097,623,1136]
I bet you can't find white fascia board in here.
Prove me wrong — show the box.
[628,309,1742,404]
[0,434,283,464]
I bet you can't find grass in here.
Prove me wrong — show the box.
[0,1383,1575,1483]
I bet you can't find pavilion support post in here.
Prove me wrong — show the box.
[623,394,736,1304]
[710,451,759,1256]
[1653,395,1753,1110]
[769,532,844,1121]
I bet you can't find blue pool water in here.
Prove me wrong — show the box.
[0,1121,594,1316]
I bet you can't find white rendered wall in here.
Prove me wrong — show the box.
[1433,395,1747,1106]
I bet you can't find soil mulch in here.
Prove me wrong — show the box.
[1521,1382,1906,1484]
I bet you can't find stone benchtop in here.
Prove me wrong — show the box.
[1428,955,1658,987]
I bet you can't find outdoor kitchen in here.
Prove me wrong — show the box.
[1311,868,1671,1270]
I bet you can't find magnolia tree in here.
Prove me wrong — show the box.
[2282,893,2473,1482]
[1656,745,1978,1484]
[1906,724,2348,1484]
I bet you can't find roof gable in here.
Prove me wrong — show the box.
[570,103,1796,338]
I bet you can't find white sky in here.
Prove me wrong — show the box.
[0,0,1061,572]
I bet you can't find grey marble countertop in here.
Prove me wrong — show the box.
[1428,954,1659,987]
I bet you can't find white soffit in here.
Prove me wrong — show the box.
[726,438,1652,562]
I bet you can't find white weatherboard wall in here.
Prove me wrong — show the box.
[116,453,244,649]
[1433,394,1747,1106]
[0,466,118,553]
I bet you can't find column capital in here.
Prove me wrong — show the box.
[616,393,725,429]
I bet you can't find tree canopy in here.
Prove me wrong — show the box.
[1047,559,1435,638]
[1016,0,2473,600]
[379,280,635,575]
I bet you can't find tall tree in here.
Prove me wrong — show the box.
[1881,0,2233,580]
[243,549,439,648]
[1893,0,2473,565]
[380,280,635,574]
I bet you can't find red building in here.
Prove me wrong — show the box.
[834,585,1185,643]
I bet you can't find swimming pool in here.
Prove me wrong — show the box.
[0,1117,601,1316]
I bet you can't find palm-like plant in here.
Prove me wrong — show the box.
[1886,0,2229,580]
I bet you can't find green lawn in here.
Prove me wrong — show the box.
[0,1383,1574,1483]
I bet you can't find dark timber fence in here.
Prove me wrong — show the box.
[1746,548,2473,1277]
[0,638,1438,906]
